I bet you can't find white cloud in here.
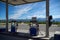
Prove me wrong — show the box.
[53,15,60,19]
[27,15,46,19]
[9,3,45,19]
[50,2,60,14]
[9,6,32,19]
[27,15,60,19]
[9,3,39,19]
[34,9,46,15]
[26,8,46,19]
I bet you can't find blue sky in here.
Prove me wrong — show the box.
[0,0,60,20]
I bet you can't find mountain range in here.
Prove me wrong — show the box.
[8,18,60,22]
[0,18,60,22]
[53,18,60,22]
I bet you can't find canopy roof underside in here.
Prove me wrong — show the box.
[0,0,45,5]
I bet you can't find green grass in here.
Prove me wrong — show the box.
[52,22,60,24]
[0,22,60,24]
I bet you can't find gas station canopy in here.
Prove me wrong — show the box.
[0,0,50,37]
[0,0,45,5]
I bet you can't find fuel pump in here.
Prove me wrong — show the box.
[29,17,39,36]
[11,20,18,33]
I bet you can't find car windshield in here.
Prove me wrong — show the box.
[0,0,60,39]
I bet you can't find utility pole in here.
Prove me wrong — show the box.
[46,0,49,37]
[6,0,8,32]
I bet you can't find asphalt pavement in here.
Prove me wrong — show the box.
[0,24,60,40]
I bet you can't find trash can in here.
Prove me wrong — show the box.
[54,31,60,40]
[30,27,37,36]
[29,24,39,36]
[54,34,60,40]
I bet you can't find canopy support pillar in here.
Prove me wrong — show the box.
[6,0,8,32]
[45,0,49,37]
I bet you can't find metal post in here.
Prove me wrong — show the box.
[46,0,49,37]
[6,0,8,32]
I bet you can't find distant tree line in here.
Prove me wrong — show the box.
[0,20,60,24]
